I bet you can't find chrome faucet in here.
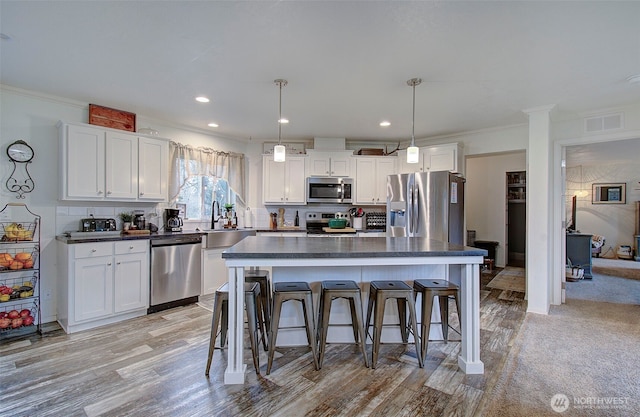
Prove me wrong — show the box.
[211,201,221,229]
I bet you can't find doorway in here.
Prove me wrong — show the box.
[506,171,526,267]
[561,138,640,304]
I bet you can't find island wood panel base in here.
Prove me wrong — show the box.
[224,255,485,384]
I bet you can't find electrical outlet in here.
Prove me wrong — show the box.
[87,207,96,217]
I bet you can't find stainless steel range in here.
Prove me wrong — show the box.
[306,212,356,237]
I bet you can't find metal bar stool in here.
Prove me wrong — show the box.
[365,280,423,369]
[317,280,369,368]
[267,282,319,375]
[413,279,461,360]
[205,282,261,376]
[245,269,271,351]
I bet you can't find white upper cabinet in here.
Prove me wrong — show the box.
[306,150,353,177]
[138,137,168,201]
[59,122,168,202]
[354,156,397,205]
[105,131,138,199]
[262,155,306,204]
[398,143,463,175]
[62,124,106,199]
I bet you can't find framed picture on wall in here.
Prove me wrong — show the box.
[592,183,626,204]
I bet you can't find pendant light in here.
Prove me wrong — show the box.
[273,79,288,162]
[406,78,422,164]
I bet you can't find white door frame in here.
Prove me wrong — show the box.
[552,129,640,306]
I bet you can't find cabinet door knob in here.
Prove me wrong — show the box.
[129,246,134,249]
[107,191,112,195]
[116,262,121,265]
[140,192,144,196]
[97,191,103,195]
[107,262,112,266]
[91,249,97,252]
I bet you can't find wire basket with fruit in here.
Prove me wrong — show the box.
[0,300,38,331]
[0,246,39,271]
[1,221,37,242]
[0,274,37,302]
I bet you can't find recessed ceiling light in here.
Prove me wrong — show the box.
[379,121,391,127]
[195,96,210,103]
[627,74,640,85]
[207,122,219,128]
[278,118,289,124]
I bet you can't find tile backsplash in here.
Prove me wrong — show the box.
[55,204,161,234]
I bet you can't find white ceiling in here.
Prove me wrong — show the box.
[2,1,640,144]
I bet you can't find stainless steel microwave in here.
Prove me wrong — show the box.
[307,177,353,204]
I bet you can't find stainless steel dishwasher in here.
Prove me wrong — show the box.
[149,235,202,313]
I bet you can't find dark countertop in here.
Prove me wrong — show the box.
[222,236,487,259]
[253,228,307,233]
[56,231,205,244]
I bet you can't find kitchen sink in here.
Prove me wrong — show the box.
[202,229,256,249]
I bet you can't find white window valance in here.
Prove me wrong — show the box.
[169,142,246,204]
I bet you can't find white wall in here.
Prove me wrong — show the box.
[466,152,527,267]
[1,85,245,323]
[566,163,640,252]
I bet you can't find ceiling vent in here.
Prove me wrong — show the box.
[584,113,623,133]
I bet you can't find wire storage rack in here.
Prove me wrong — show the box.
[0,203,41,340]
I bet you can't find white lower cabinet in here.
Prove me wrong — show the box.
[202,248,227,295]
[113,242,149,313]
[73,256,113,322]
[58,240,149,333]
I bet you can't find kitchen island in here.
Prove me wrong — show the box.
[222,236,486,384]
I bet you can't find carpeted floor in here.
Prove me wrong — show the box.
[566,272,640,305]
[592,257,640,280]
[487,267,526,293]
[480,299,640,416]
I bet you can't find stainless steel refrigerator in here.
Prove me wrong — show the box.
[387,171,465,245]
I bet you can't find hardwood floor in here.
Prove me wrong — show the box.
[0,270,526,417]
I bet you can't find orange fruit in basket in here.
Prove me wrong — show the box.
[15,252,32,262]
[0,253,13,267]
[23,260,34,269]
[9,260,23,270]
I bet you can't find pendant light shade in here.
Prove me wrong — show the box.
[274,79,288,162]
[406,78,422,164]
[407,146,420,164]
[274,144,286,162]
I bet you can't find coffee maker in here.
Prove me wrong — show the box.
[164,208,183,232]
[133,210,146,230]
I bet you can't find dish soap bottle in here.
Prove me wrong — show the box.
[294,210,299,227]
